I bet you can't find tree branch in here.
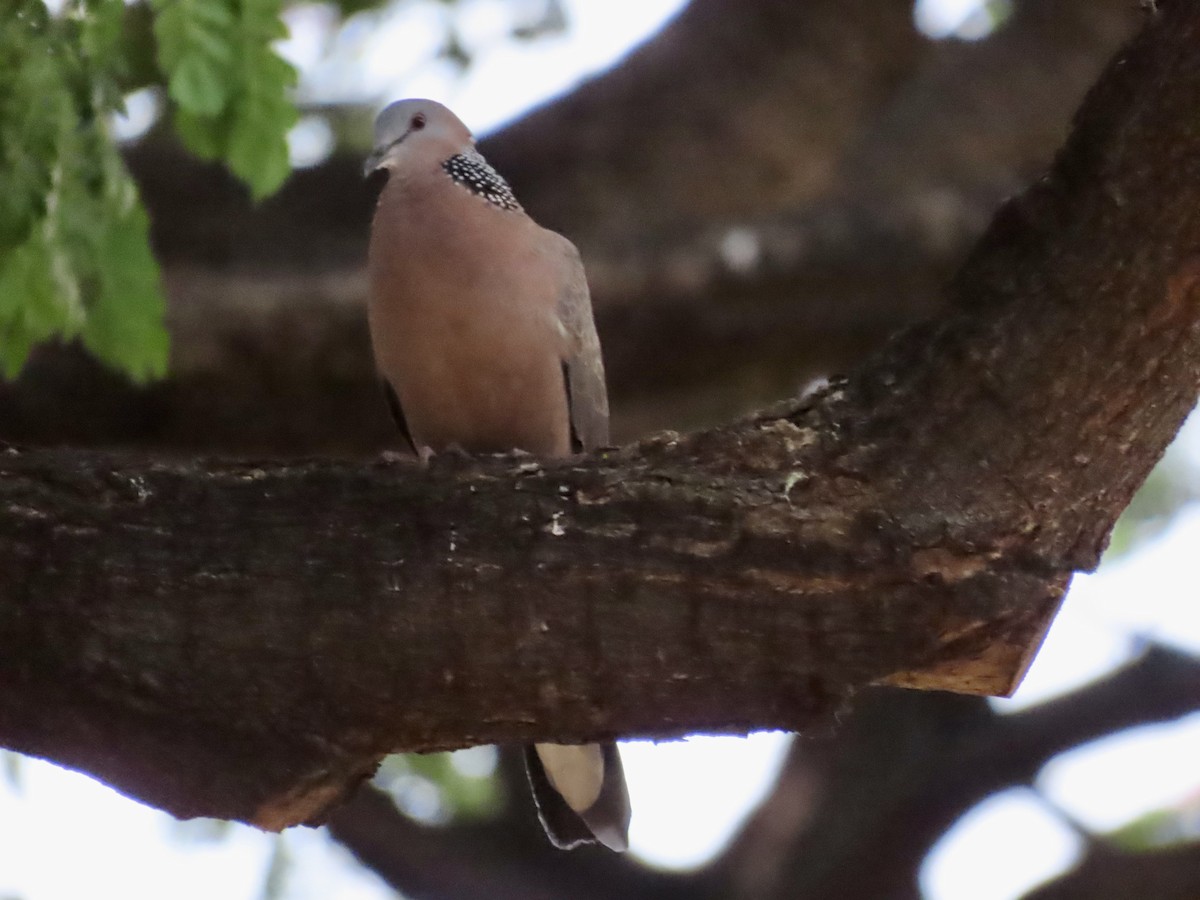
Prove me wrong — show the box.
[1021,841,1200,900]
[711,645,1200,900]
[327,758,702,900]
[3,0,1200,835]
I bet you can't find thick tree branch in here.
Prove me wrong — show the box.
[3,0,1200,835]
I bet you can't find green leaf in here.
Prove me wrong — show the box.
[152,0,297,197]
[77,0,130,114]
[173,106,226,159]
[0,12,62,252]
[0,230,65,378]
[225,0,297,197]
[170,54,230,115]
[227,52,297,197]
[78,0,125,68]
[81,187,168,382]
[151,0,236,116]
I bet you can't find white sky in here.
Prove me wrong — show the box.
[8,1,1200,898]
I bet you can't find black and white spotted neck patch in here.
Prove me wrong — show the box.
[442,151,522,212]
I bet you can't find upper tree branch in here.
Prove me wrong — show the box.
[2,0,1200,834]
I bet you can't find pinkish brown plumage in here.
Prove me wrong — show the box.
[364,98,627,851]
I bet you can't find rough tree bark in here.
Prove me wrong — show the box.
[2,0,1199,838]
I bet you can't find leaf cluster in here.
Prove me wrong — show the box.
[0,0,299,381]
[150,0,297,198]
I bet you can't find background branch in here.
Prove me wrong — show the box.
[320,646,1200,900]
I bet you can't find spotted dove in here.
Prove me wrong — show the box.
[364,98,630,851]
